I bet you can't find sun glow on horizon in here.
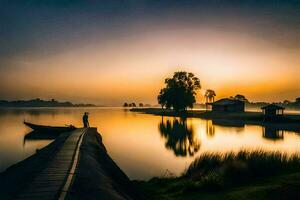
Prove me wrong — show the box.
[0,1,299,105]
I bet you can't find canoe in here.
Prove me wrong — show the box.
[24,121,76,134]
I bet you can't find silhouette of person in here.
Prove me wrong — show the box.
[83,112,89,128]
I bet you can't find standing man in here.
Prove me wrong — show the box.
[82,112,89,128]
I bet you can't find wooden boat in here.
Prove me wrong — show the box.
[24,121,76,134]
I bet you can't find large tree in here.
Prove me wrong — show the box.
[157,71,201,111]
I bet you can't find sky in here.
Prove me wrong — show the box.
[0,0,299,105]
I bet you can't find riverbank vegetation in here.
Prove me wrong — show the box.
[135,150,300,199]
[155,71,300,112]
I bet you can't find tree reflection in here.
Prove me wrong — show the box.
[158,118,200,157]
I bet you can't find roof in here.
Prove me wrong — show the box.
[212,98,244,106]
[261,104,285,110]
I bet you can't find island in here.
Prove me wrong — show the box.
[0,98,97,107]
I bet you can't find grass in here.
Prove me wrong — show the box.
[185,151,300,185]
[135,150,300,200]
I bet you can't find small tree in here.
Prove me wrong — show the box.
[296,97,300,103]
[157,71,201,111]
[123,102,128,107]
[204,89,216,111]
[139,103,144,107]
[131,102,136,107]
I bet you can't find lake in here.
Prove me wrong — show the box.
[1,107,300,180]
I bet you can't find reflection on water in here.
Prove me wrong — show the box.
[158,117,200,157]
[212,119,245,133]
[206,120,215,137]
[1,108,300,180]
[23,130,58,147]
[262,126,284,140]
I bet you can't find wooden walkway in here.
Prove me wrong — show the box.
[16,128,88,200]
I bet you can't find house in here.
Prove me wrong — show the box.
[211,98,245,112]
[261,104,285,121]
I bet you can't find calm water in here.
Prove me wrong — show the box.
[1,107,300,180]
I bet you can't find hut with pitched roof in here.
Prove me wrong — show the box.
[261,104,285,121]
[211,98,245,112]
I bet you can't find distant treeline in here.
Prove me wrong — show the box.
[246,101,300,110]
[123,102,151,107]
[0,98,96,107]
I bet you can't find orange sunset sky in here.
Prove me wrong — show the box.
[0,1,299,105]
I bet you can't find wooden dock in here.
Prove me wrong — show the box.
[16,128,88,200]
[1,127,141,200]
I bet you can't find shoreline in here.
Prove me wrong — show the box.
[1,124,300,199]
[130,108,300,133]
